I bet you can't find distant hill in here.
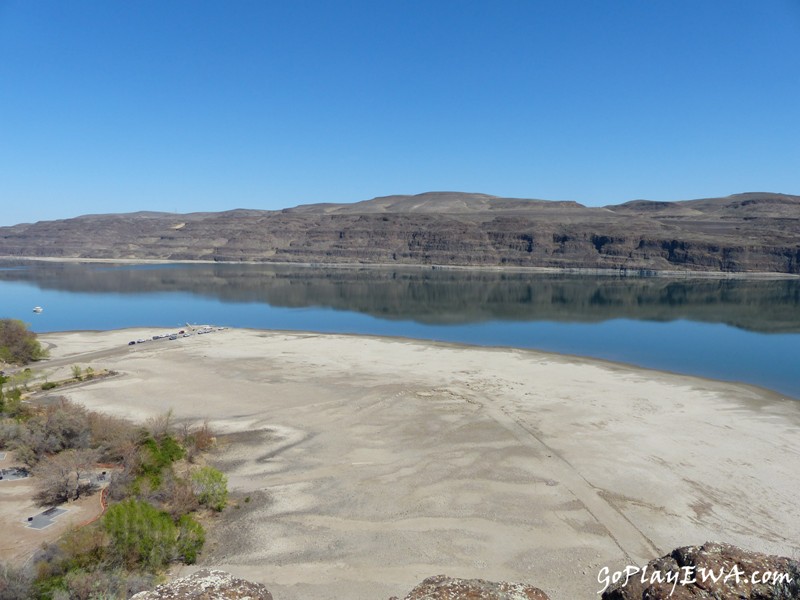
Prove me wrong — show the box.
[1,192,799,273]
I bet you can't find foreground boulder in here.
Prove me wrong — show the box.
[130,569,273,599]
[602,542,800,599]
[392,574,551,600]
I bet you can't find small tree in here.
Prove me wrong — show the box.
[191,466,228,511]
[87,411,137,463]
[12,398,91,466]
[145,410,174,441]
[70,365,82,381]
[33,448,99,505]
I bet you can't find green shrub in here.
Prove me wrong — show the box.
[0,386,22,416]
[41,382,58,390]
[103,499,176,570]
[0,319,47,365]
[192,466,228,512]
[137,435,186,489]
[176,515,205,564]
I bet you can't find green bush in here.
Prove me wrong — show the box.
[0,384,22,416]
[176,515,205,564]
[192,466,228,512]
[137,435,186,489]
[41,382,58,390]
[0,319,47,364]
[103,499,176,570]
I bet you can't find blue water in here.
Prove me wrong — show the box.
[1,263,798,399]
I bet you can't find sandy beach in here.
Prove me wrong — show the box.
[34,328,800,600]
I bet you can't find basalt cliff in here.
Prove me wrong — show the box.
[1,192,799,274]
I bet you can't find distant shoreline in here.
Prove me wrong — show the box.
[2,255,798,279]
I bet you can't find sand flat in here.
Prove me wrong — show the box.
[38,328,800,600]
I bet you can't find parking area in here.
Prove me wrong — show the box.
[126,326,227,346]
[26,507,69,530]
[0,452,105,565]
[0,467,29,482]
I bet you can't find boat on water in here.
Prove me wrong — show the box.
[32,306,43,313]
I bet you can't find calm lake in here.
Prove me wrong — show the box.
[1,261,798,399]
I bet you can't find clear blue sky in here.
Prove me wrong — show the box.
[1,1,799,225]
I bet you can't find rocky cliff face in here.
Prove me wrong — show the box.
[1,192,799,273]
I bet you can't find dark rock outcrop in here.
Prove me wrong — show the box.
[126,544,800,600]
[391,574,551,600]
[129,569,273,599]
[1,191,799,274]
[602,542,800,599]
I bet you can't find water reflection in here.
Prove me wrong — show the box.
[1,261,798,333]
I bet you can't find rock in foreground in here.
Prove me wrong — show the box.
[392,574,551,600]
[130,569,273,600]
[602,542,800,599]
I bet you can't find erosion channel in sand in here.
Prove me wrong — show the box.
[33,328,800,600]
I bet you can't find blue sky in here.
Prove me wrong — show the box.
[1,1,799,225]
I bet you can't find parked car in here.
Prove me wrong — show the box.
[128,341,136,345]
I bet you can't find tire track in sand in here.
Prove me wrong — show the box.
[458,388,661,566]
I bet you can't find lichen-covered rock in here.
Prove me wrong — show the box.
[130,569,273,600]
[602,542,800,599]
[392,574,551,600]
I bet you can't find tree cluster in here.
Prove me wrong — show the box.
[1,400,229,599]
[0,319,47,365]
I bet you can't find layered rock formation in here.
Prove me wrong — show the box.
[1,192,799,273]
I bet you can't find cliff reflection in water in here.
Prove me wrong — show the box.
[1,261,799,334]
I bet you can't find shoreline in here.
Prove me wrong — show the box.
[2,254,798,280]
[30,326,800,403]
[32,327,800,599]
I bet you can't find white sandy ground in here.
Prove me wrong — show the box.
[26,328,800,600]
